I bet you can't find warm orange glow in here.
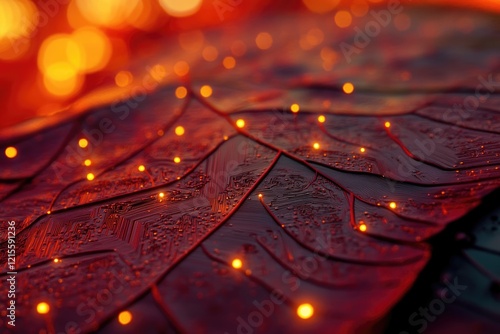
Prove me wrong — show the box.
[318,115,326,123]
[0,0,37,59]
[84,159,92,167]
[236,119,245,128]
[389,202,397,209]
[159,0,202,17]
[174,61,190,77]
[115,71,133,87]
[255,32,273,50]
[335,11,352,28]
[138,165,146,172]
[313,143,320,150]
[159,192,165,198]
[175,86,188,99]
[351,0,369,17]
[42,61,83,97]
[359,223,367,232]
[76,0,141,28]
[36,302,50,314]
[202,46,218,62]
[297,303,314,319]
[385,121,391,128]
[200,85,213,97]
[118,310,132,325]
[302,0,340,13]
[174,157,181,163]
[232,258,243,269]
[175,126,185,136]
[5,147,17,159]
[360,147,366,153]
[78,138,88,148]
[223,56,236,69]
[258,194,263,198]
[71,27,111,73]
[291,104,300,113]
[343,82,354,94]
[87,173,95,181]
[53,258,60,263]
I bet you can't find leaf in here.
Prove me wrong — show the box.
[1,7,500,334]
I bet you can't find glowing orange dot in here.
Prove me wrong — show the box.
[258,194,263,199]
[87,173,95,181]
[313,143,320,150]
[47,211,51,215]
[5,147,17,159]
[291,104,300,113]
[115,71,133,87]
[318,115,326,123]
[159,192,165,198]
[138,165,146,172]
[175,126,185,136]
[236,119,245,128]
[174,157,181,163]
[389,202,397,209]
[359,224,367,232]
[175,86,188,99]
[335,11,352,28]
[53,258,60,263]
[200,85,212,97]
[84,159,92,167]
[118,310,132,325]
[232,258,243,269]
[385,121,391,128]
[202,45,218,62]
[174,61,189,77]
[159,0,202,17]
[36,302,50,314]
[360,147,366,153]
[297,303,314,319]
[342,82,354,94]
[78,138,88,148]
[255,32,273,50]
[223,56,236,69]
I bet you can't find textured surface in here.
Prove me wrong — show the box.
[1,8,500,334]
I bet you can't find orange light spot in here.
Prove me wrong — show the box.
[359,224,367,232]
[313,143,320,150]
[5,147,17,159]
[334,11,352,28]
[115,71,133,87]
[258,194,263,199]
[174,61,189,77]
[138,165,145,172]
[47,211,51,215]
[236,119,245,128]
[175,126,185,136]
[200,85,212,97]
[318,115,326,123]
[159,192,165,198]
[342,82,354,94]
[71,26,111,73]
[360,147,366,153]
[118,310,132,325]
[232,258,243,269]
[297,303,314,319]
[223,56,236,69]
[255,32,273,50]
[290,104,300,113]
[175,86,188,99]
[159,0,202,17]
[36,302,50,314]
[389,202,397,209]
[202,45,218,62]
[84,159,92,167]
[87,173,95,181]
[385,121,391,128]
[53,258,60,263]
[174,157,181,163]
[78,138,88,148]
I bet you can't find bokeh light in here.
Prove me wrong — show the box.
[75,0,141,28]
[118,311,132,325]
[159,0,203,17]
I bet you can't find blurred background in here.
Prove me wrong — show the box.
[0,0,499,129]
